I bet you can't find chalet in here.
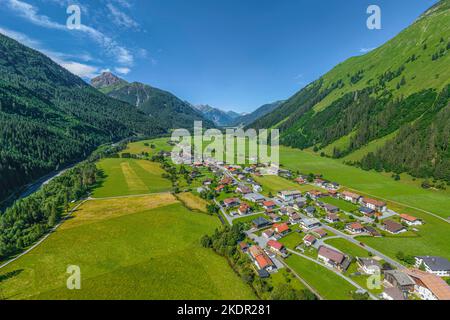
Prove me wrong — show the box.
[400,214,423,226]
[236,185,252,194]
[249,246,275,272]
[325,213,339,223]
[341,191,362,204]
[383,270,415,293]
[323,204,339,214]
[300,218,321,231]
[238,203,251,215]
[357,258,381,275]
[239,242,249,253]
[361,198,387,212]
[262,229,275,239]
[406,269,450,300]
[252,217,271,229]
[303,206,316,217]
[263,201,277,211]
[289,213,302,224]
[223,198,240,208]
[414,256,450,277]
[244,193,265,203]
[303,234,317,247]
[268,213,281,223]
[318,246,349,271]
[267,240,285,254]
[312,228,327,239]
[382,220,406,234]
[277,190,302,202]
[274,223,290,235]
[346,222,365,234]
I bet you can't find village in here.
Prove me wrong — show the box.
[164,149,450,301]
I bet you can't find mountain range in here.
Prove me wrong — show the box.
[91,72,215,129]
[251,0,450,184]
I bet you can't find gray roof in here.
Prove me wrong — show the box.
[383,287,406,300]
[384,270,415,286]
[417,256,450,271]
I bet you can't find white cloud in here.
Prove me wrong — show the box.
[60,61,98,78]
[115,67,131,75]
[107,3,139,29]
[359,47,375,53]
[5,0,134,65]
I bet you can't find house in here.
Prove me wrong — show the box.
[361,198,387,212]
[289,213,302,224]
[279,207,296,216]
[268,213,281,223]
[357,258,381,275]
[323,204,339,214]
[220,177,233,185]
[328,190,339,198]
[277,190,302,202]
[249,246,275,272]
[202,178,213,186]
[346,222,365,234]
[273,223,290,235]
[303,234,317,247]
[215,185,225,192]
[341,191,362,204]
[239,242,249,253]
[252,184,262,193]
[318,246,349,271]
[294,177,306,184]
[381,287,406,301]
[236,185,252,194]
[303,206,316,217]
[325,213,339,223]
[300,218,321,231]
[314,178,326,187]
[238,203,251,215]
[312,228,327,239]
[267,240,285,254]
[400,214,423,226]
[257,269,270,279]
[307,190,325,200]
[382,220,406,234]
[252,217,271,229]
[223,197,240,208]
[359,206,376,218]
[262,229,275,239]
[244,193,265,203]
[406,269,450,300]
[414,256,450,277]
[293,201,307,211]
[263,201,277,211]
[383,270,415,293]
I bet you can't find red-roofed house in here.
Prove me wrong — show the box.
[263,201,276,210]
[346,222,365,234]
[303,234,317,247]
[267,240,285,254]
[223,197,240,208]
[400,214,423,226]
[238,203,251,215]
[312,228,328,238]
[274,223,290,235]
[361,198,387,212]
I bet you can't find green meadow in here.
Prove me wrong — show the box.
[93,158,172,198]
[0,195,256,300]
[324,238,370,258]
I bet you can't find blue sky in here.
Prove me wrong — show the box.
[0,0,438,112]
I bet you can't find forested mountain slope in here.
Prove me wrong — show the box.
[194,104,242,127]
[0,33,165,203]
[251,0,450,183]
[92,73,215,129]
[233,100,284,127]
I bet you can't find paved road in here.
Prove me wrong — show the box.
[287,249,379,300]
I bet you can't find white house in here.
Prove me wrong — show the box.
[414,256,450,277]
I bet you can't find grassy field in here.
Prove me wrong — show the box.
[279,232,303,249]
[0,195,256,300]
[93,158,172,198]
[254,175,315,196]
[324,238,370,258]
[176,192,209,213]
[121,137,172,156]
[321,197,359,212]
[285,255,355,300]
[280,146,450,220]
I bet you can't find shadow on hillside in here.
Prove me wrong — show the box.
[0,269,24,284]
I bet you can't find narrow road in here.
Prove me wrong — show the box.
[286,249,379,300]
[0,199,88,270]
